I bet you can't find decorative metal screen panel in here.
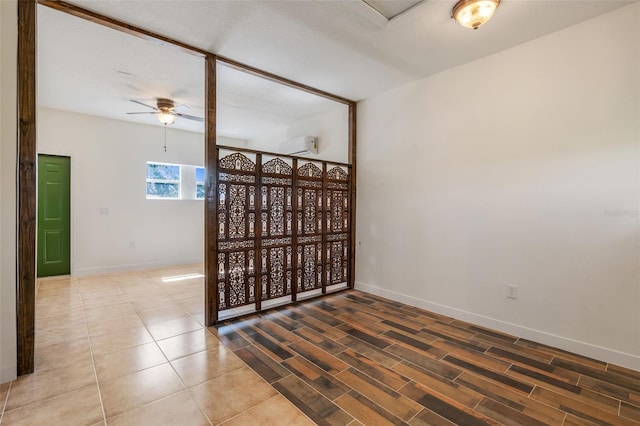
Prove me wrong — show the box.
[214,149,352,322]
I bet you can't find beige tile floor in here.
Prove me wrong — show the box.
[0,265,313,425]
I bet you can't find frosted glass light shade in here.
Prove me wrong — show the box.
[453,0,500,30]
[158,112,175,125]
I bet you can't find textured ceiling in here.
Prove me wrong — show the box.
[37,0,634,135]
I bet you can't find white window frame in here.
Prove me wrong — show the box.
[146,162,205,201]
[146,162,182,200]
[195,166,205,200]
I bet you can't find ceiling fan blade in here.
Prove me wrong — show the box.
[174,104,190,112]
[129,99,158,111]
[176,113,204,122]
[126,111,159,115]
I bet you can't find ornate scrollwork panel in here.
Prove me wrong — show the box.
[302,244,317,291]
[327,166,348,181]
[330,242,343,284]
[268,247,285,298]
[263,158,293,175]
[298,162,322,179]
[219,173,256,184]
[229,185,246,239]
[228,251,246,307]
[269,187,285,236]
[219,152,256,172]
[303,189,318,234]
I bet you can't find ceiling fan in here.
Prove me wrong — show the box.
[127,98,203,124]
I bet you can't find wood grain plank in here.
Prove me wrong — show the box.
[444,355,533,394]
[252,319,301,344]
[552,358,640,393]
[282,356,351,401]
[243,330,295,362]
[341,327,392,349]
[210,325,251,350]
[430,340,510,372]
[380,319,425,334]
[273,375,353,426]
[423,322,477,341]
[234,345,291,383]
[454,372,567,425]
[295,305,345,327]
[382,330,448,359]
[531,386,637,426]
[482,339,555,363]
[385,345,461,380]
[608,364,640,382]
[399,381,497,426]
[293,327,347,355]
[394,361,483,409]
[409,409,458,426]
[334,391,403,426]
[475,397,550,426]
[335,368,422,421]
[338,336,401,369]
[518,339,607,370]
[562,414,600,426]
[298,316,348,341]
[336,348,410,391]
[288,340,349,375]
[507,364,582,394]
[450,321,518,343]
[620,401,640,422]
[421,329,489,353]
[578,375,640,407]
[487,346,579,381]
[262,311,305,331]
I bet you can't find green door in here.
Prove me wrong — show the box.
[37,155,71,277]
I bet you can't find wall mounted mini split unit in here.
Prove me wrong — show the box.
[280,136,318,156]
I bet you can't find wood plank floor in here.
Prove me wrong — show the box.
[211,290,640,426]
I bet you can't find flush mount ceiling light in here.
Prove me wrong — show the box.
[452,0,501,30]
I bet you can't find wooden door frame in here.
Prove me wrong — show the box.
[16,0,357,376]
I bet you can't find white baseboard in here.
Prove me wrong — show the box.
[73,258,203,276]
[0,365,16,384]
[355,281,640,372]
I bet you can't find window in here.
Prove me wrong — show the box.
[196,167,205,199]
[146,163,181,199]
[146,162,205,200]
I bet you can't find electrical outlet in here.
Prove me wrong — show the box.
[507,284,518,300]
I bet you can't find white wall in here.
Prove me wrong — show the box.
[357,4,640,369]
[218,135,248,149]
[248,104,349,164]
[0,0,17,383]
[38,108,205,275]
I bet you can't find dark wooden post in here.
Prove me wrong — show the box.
[17,0,37,376]
[204,54,218,326]
[348,103,357,289]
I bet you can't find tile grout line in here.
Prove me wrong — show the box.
[0,381,12,424]
[158,334,213,426]
[120,275,214,425]
[80,282,109,425]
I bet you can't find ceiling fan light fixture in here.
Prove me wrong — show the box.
[452,0,500,30]
[158,112,175,125]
